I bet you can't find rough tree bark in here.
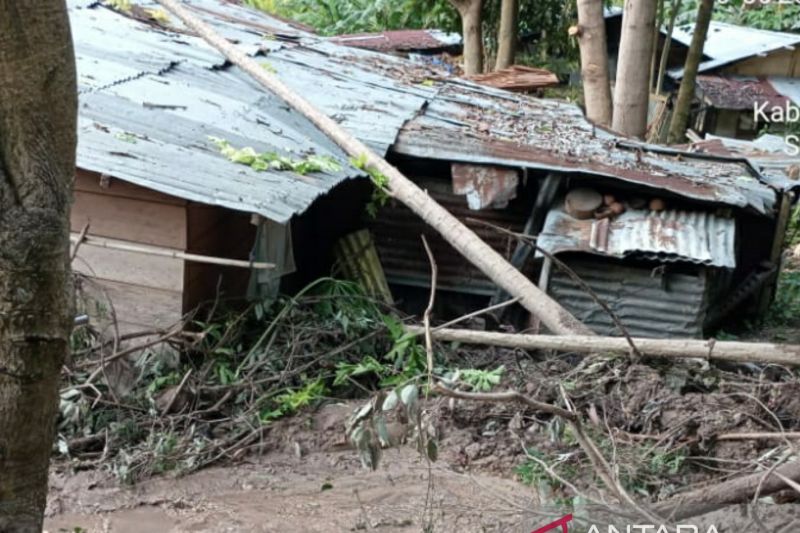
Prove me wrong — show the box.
[450,0,484,74]
[0,1,77,531]
[494,0,518,70]
[155,0,591,336]
[574,0,613,126]
[667,0,714,144]
[612,0,658,137]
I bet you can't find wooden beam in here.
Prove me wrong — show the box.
[70,234,273,269]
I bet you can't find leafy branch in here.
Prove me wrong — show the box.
[210,137,342,175]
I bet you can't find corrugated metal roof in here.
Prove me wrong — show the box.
[669,21,800,78]
[768,77,800,107]
[70,0,432,223]
[70,0,781,224]
[537,203,736,268]
[393,82,779,214]
[547,258,711,338]
[330,29,461,53]
[696,75,791,111]
[693,134,800,191]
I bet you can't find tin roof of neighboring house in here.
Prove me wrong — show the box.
[537,203,737,268]
[330,29,461,53]
[695,75,792,111]
[69,0,783,225]
[669,21,800,78]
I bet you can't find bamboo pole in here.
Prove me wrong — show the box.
[153,0,591,336]
[406,326,800,367]
[70,234,274,269]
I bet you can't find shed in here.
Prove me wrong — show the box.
[69,0,793,339]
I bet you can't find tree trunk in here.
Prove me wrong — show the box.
[575,0,613,126]
[667,0,714,144]
[494,0,518,70]
[155,0,591,336]
[406,326,800,367]
[612,0,658,137]
[0,1,77,531]
[655,0,682,95]
[649,0,664,91]
[454,0,484,75]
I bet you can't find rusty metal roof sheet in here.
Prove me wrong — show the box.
[696,75,791,111]
[537,203,737,268]
[330,29,461,53]
[669,22,800,78]
[691,134,800,192]
[394,82,778,214]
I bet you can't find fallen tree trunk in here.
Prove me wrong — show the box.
[407,326,800,367]
[155,0,590,336]
[654,461,800,520]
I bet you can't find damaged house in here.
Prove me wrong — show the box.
[69,0,796,339]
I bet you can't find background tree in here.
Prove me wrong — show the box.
[0,1,77,530]
[494,0,518,69]
[572,0,612,126]
[612,0,658,138]
[667,0,714,144]
[449,0,485,74]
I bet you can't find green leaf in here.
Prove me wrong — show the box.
[399,384,418,407]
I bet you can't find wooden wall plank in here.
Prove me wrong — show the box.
[76,277,183,331]
[72,237,184,292]
[72,190,187,249]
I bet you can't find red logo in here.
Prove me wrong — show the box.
[530,514,573,533]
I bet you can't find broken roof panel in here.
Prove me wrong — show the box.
[537,204,737,268]
[330,29,461,53]
[669,22,800,78]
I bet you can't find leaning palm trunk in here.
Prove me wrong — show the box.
[155,0,591,336]
[667,0,714,144]
[0,1,77,531]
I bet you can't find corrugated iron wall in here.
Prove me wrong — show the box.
[369,174,534,295]
[547,257,713,338]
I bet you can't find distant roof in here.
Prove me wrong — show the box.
[330,29,461,53]
[70,0,782,224]
[695,75,792,111]
[669,22,800,78]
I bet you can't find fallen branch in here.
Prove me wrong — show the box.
[407,327,800,367]
[154,0,590,336]
[654,460,800,520]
